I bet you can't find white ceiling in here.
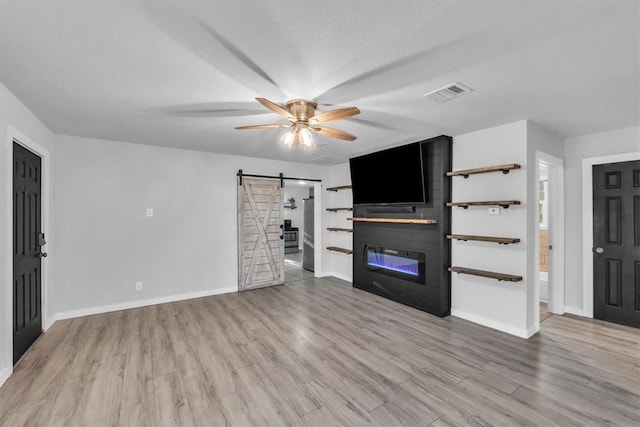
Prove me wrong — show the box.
[0,0,638,164]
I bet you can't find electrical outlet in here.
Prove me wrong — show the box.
[135,281,143,291]
[488,207,500,215]
[146,208,154,217]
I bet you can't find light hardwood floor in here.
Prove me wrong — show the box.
[1,273,639,426]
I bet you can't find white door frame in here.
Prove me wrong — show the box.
[581,151,640,318]
[312,181,323,277]
[1,125,51,386]
[534,151,565,322]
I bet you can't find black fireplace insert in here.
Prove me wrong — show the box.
[364,245,425,284]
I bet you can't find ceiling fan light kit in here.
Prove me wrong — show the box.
[236,98,360,149]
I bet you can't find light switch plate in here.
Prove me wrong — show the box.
[488,207,500,215]
[136,281,143,291]
[146,208,153,217]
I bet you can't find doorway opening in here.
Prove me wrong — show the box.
[538,163,551,322]
[236,170,323,293]
[535,152,565,327]
[284,181,316,283]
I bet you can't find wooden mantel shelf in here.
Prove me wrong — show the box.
[447,234,520,245]
[447,163,521,178]
[448,266,522,282]
[326,246,353,255]
[327,227,353,233]
[326,185,352,192]
[447,200,521,209]
[326,207,353,212]
[348,217,438,225]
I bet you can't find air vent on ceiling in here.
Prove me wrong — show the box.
[423,82,473,103]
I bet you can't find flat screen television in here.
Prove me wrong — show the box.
[349,142,425,205]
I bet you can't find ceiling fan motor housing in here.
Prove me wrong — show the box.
[286,99,317,123]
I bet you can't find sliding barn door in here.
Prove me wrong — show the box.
[238,178,284,291]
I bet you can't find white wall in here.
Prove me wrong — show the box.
[562,125,640,314]
[451,121,530,337]
[0,83,55,385]
[283,185,311,249]
[51,135,328,317]
[321,163,353,282]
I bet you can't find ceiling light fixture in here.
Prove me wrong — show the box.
[281,123,316,149]
[237,98,359,149]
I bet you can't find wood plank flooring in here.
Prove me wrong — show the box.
[1,271,639,426]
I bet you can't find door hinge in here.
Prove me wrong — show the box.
[548,245,553,250]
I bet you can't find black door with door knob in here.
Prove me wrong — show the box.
[593,160,640,328]
[13,142,44,363]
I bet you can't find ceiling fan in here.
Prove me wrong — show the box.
[235,98,360,149]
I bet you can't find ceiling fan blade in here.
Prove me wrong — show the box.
[158,102,268,117]
[235,124,291,130]
[255,98,295,121]
[137,1,283,98]
[310,107,361,124]
[311,126,357,141]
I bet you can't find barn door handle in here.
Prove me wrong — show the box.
[38,252,48,258]
[594,247,604,254]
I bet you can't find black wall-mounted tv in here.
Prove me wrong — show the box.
[349,142,425,205]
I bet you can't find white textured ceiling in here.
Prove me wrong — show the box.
[0,0,638,164]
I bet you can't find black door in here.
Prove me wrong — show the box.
[593,160,640,328]
[13,142,44,363]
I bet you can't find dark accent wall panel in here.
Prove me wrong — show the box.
[605,258,622,307]
[351,135,452,317]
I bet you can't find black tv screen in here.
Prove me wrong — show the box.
[349,142,425,205]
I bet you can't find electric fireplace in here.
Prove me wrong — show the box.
[351,135,452,317]
[364,245,425,284]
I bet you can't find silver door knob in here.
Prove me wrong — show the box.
[38,252,47,258]
[595,247,604,254]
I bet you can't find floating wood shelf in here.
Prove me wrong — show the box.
[326,207,353,212]
[447,200,521,209]
[327,227,353,233]
[348,217,438,225]
[326,185,352,192]
[447,163,521,178]
[326,246,353,255]
[448,266,522,282]
[447,234,520,245]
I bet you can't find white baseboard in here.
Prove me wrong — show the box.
[54,287,237,322]
[563,305,591,318]
[526,324,539,338]
[451,309,530,339]
[43,315,57,331]
[0,366,11,387]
